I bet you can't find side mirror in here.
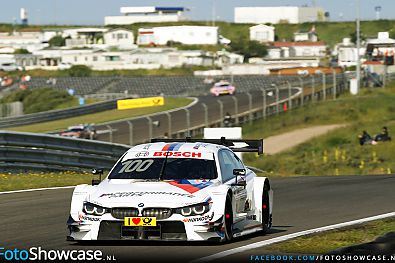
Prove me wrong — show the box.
[91,168,104,186]
[91,179,101,186]
[92,168,103,175]
[231,169,247,187]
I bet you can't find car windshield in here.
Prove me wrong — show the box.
[108,158,217,180]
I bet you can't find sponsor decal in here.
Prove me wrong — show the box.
[138,203,144,207]
[168,180,213,194]
[193,143,209,150]
[153,151,202,158]
[161,143,185,151]
[135,151,149,157]
[183,212,214,223]
[99,191,195,198]
[124,217,156,226]
[78,214,101,222]
[143,144,152,150]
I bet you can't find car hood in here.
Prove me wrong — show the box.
[88,179,219,208]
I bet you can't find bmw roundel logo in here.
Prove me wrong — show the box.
[138,203,144,207]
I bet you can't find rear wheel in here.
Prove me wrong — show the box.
[262,186,272,233]
[223,194,233,241]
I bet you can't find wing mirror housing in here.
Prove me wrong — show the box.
[231,169,247,187]
[91,168,104,186]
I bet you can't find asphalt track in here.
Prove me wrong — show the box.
[1,174,394,262]
[95,89,295,145]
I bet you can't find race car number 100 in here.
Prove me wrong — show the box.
[118,159,154,173]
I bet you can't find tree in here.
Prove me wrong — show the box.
[229,37,268,62]
[14,48,30,54]
[48,35,66,47]
[67,65,92,77]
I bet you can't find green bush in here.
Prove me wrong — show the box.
[0,87,74,114]
[48,35,66,47]
[67,65,92,77]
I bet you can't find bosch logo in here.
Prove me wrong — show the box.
[138,203,144,207]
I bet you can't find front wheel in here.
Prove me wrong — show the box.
[262,187,272,233]
[223,194,233,241]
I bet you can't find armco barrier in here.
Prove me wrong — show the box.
[0,131,129,171]
[0,98,122,129]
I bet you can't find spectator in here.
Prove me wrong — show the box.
[358,131,377,146]
[374,126,391,142]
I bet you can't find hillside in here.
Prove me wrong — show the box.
[242,84,395,176]
[2,19,395,48]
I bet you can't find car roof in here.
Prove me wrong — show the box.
[129,141,228,154]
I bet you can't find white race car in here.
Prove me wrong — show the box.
[67,138,273,242]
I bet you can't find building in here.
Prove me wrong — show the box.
[365,32,395,65]
[0,31,48,52]
[235,6,325,24]
[335,38,359,67]
[63,28,107,47]
[103,28,135,49]
[137,26,219,46]
[249,24,275,43]
[294,26,318,42]
[105,6,188,25]
[267,41,327,58]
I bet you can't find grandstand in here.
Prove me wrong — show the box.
[14,74,333,98]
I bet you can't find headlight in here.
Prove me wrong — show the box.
[83,202,108,216]
[176,203,211,217]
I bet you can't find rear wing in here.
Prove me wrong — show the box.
[151,137,264,155]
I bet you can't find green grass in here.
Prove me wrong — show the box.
[264,218,395,254]
[5,97,192,133]
[243,85,395,176]
[0,172,92,192]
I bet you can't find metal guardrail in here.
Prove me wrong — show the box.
[0,98,122,129]
[0,131,129,171]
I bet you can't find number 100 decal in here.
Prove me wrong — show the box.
[118,159,154,173]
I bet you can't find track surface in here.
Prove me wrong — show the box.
[1,175,394,262]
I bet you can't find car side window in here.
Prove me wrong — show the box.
[219,150,243,182]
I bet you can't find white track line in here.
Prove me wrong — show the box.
[0,186,75,195]
[191,211,395,263]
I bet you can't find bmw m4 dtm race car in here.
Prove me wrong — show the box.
[67,137,273,242]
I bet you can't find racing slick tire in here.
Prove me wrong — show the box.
[262,184,272,233]
[223,193,233,242]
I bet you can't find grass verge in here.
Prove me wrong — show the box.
[243,85,395,176]
[0,172,92,192]
[264,218,395,254]
[5,97,192,133]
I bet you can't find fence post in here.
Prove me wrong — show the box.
[323,73,326,101]
[217,100,224,127]
[299,77,304,107]
[333,70,337,100]
[260,88,266,120]
[231,96,239,125]
[287,81,292,110]
[126,121,133,146]
[275,85,280,115]
[165,112,172,138]
[201,103,208,128]
[311,74,315,103]
[184,108,190,136]
[106,125,113,143]
[246,92,253,124]
[146,116,153,140]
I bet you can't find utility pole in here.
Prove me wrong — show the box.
[356,0,361,91]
